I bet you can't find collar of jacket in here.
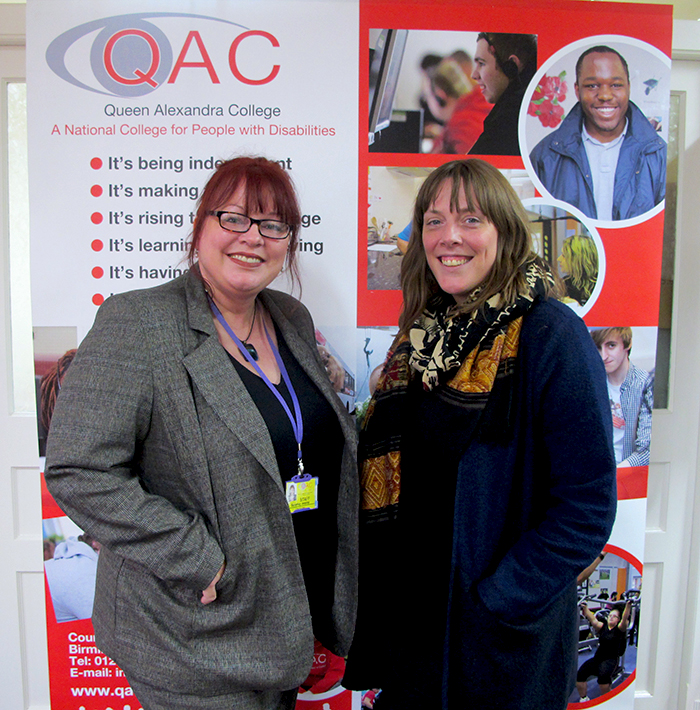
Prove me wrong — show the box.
[179,264,353,489]
[549,100,664,157]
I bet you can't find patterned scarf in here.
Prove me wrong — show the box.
[359,259,554,520]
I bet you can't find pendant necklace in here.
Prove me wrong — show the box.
[208,296,259,361]
[210,295,315,508]
[240,301,258,361]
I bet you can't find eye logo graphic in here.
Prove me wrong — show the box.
[46,12,252,98]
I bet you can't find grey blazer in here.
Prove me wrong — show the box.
[45,269,358,696]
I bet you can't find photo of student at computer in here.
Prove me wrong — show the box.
[368,28,536,156]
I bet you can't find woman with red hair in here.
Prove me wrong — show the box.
[45,156,358,710]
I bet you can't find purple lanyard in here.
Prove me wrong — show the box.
[208,297,306,475]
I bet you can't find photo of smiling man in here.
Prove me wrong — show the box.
[529,44,667,222]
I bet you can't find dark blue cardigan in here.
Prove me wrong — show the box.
[449,297,616,708]
[346,298,617,709]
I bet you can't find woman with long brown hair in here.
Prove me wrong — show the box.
[344,158,616,709]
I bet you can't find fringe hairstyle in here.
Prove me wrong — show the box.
[590,327,633,356]
[399,159,560,336]
[188,156,302,294]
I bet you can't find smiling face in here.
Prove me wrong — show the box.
[422,180,499,304]
[197,182,288,309]
[575,51,630,143]
[472,38,510,104]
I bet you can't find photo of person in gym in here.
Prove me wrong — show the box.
[574,548,642,704]
[576,601,633,702]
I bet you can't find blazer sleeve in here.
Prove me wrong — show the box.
[44,293,224,591]
[477,304,617,622]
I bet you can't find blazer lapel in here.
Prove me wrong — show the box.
[183,272,282,488]
[261,291,355,445]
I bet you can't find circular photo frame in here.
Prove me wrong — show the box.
[572,544,643,707]
[520,35,670,229]
[523,197,605,317]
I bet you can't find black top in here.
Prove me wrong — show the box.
[595,623,627,661]
[377,378,481,708]
[229,330,344,642]
[563,275,589,306]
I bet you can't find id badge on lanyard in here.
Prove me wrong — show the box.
[209,296,319,515]
[286,472,319,514]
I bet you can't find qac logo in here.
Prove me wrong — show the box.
[46,12,277,98]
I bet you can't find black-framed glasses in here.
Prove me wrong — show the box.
[210,211,291,240]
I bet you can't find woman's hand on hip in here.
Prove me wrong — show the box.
[200,562,226,605]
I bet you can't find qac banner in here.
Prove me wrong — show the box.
[27,1,671,709]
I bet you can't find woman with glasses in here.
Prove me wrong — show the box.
[44,156,358,710]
